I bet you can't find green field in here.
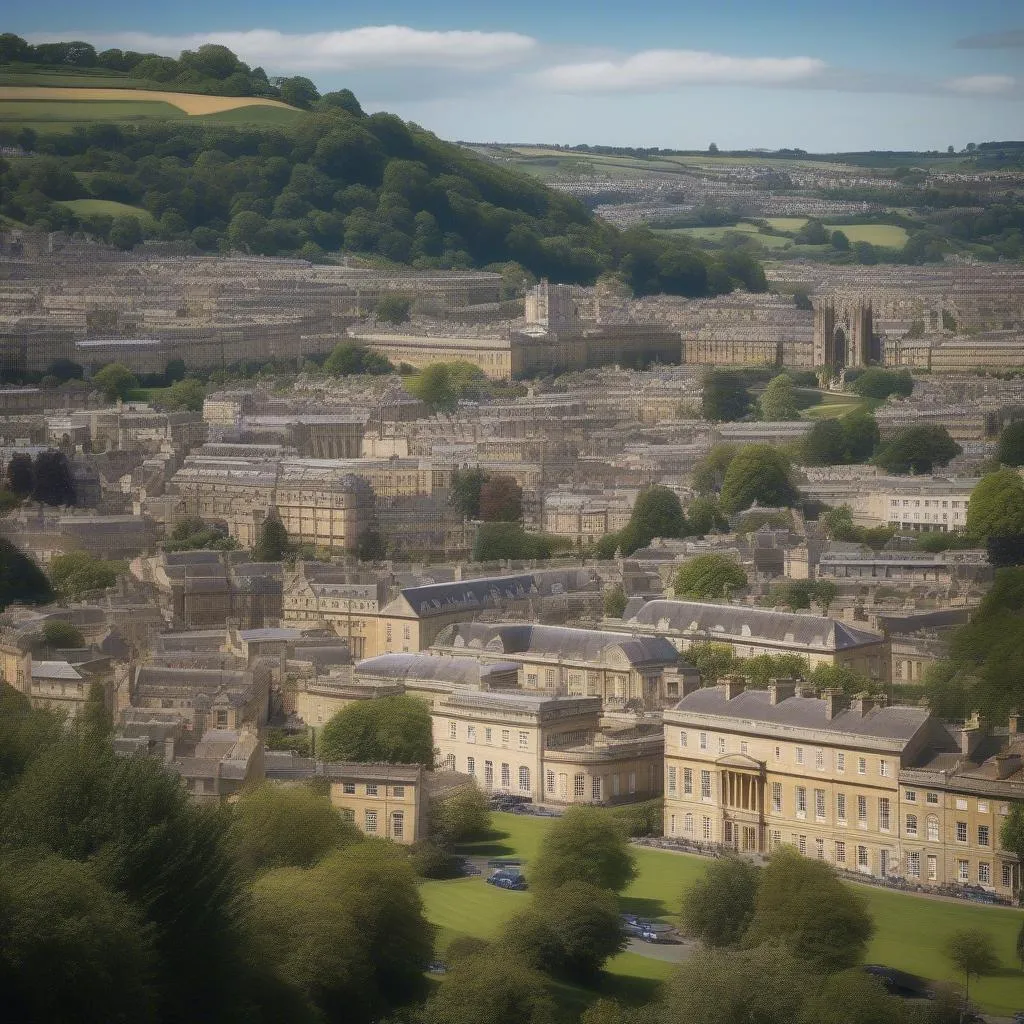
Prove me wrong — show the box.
[0,98,185,125]
[57,199,156,225]
[764,216,809,231]
[436,813,1024,1015]
[801,390,873,420]
[653,224,797,251]
[825,223,910,247]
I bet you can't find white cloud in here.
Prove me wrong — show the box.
[532,49,826,93]
[946,74,1016,95]
[36,26,537,72]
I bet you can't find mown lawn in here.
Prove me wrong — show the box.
[801,390,875,420]
[57,199,156,225]
[435,813,1024,1015]
[824,223,909,247]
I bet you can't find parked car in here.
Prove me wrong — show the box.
[486,869,527,891]
[619,914,675,943]
[427,961,448,975]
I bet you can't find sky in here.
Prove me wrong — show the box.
[10,0,1024,151]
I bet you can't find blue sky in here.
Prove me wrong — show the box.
[11,0,1024,150]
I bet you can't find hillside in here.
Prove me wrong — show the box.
[0,36,766,297]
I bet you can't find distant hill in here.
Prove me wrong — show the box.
[0,33,766,298]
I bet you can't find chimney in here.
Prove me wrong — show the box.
[723,675,746,701]
[959,713,985,759]
[822,688,850,720]
[995,752,1022,780]
[1009,711,1022,740]
[768,677,797,705]
[851,692,877,717]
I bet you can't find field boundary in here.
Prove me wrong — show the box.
[0,86,296,116]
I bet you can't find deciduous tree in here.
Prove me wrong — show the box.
[0,538,54,611]
[997,420,1024,467]
[759,374,800,420]
[319,695,434,768]
[701,370,751,422]
[49,550,122,599]
[945,928,1000,1007]
[673,554,747,600]
[479,474,523,522]
[530,806,637,893]
[719,444,798,514]
[874,426,961,475]
[253,513,289,562]
[680,855,760,947]
[93,362,139,402]
[966,470,1024,540]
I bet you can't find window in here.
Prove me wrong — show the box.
[592,776,601,800]
[391,812,404,839]
[700,770,712,800]
[365,810,378,834]
[718,737,726,754]
[342,782,356,795]
[684,813,694,835]
[448,721,457,739]
[879,759,889,777]
[574,774,586,798]
[485,728,492,743]
[927,816,940,842]
[907,852,921,877]
[926,792,939,805]
[443,753,456,772]
[740,741,748,755]
[879,798,890,832]
[978,825,990,847]
[613,774,620,796]
[958,859,969,882]
[858,757,867,775]
[979,862,991,884]
[857,795,867,826]
[215,709,228,728]
[956,821,968,843]
[501,729,510,746]
[815,749,825,770]
[366,784,378,796]
[501,763,510,788]
[837,793,847,821]
[684,768,693,795]
[670,814,677,835]
[815,837,824,860]
[769,830,782,850]
[815,789,826,821]
[702,816,712,841]
[928,855,938,880]
[679,730,688,748]
[905,789,917,802]
[393,786,405,798]
[857,846,869,869]
[835,840,846,863]
[795,746,804,765]
[956,798,968,811]
[466,756,475,776]
[519,731,529,750]
[836,752,845,773]
[467,726,476,744]
[774,745,781,761]
[629,772,637,794]
[546,770,555,794]
[1003,864,1014,888]
[796,786,807,817]
[771,781,782,814]
[518,767,530,792]
[798,835,807,855]
[699,732,708,751]
[978,800,989,813]
[485,761,494,787]
[667,766,678,794]
[906,814,918,837]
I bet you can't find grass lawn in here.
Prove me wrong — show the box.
[825,223,909,247]
[0,97,185,125]
[764,216,809,231]
[58,199,156,226]
[434,813,1024,1015]
[801,390,874,420]
[125,386,173,403]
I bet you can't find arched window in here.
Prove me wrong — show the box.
[927,815,939,842]
[442,753,456,772]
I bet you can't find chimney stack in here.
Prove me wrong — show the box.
[822,688,850,720]
[995,752,1022,780]
[851,692,877,717]
[959,712,985,759]
[1008,711,1022,740]
[723,675,746,701]
[768,678,797,705]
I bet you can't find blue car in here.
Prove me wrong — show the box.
[486,869,528,891]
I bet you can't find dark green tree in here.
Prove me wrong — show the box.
[719,444,798,514]
[227,783,362,876]
[830,230,850,252]
[874,426,961,474]
[0,538,54,612]
[850,368,914,400]
[49,550,122,599]
[945,929,1000,1008]
[32,450,76,506]
[451,468,488,519]
[279,76,320,109]
[40,619,85,648]
[802,418,847,466]
[356,528,387,561]
[1000,804,1024,901]
[432,784,491,845]
[109,215,143,250]
[997,420,1024,467]
[743,846,874,972]
[629,484,686,540]
[5,453,33,496]
[531,806,637,893]
[842,410,881,463]
[253,513,290,561]
[966,470,1024,540]
[680,855,760,947]
[685,641,739,685]
[673,554,747,599]
[686,496,727,536]
[701,370,751,422]
[93,362,139,402]
[377,295,413,324]
[692,444,738,494]
[319,694,434,768]
[797,969,909,1024]
[479,474,523,522]
[759,374,800,420]
[604,583,627,618]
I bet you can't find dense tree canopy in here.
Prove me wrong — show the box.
[701,370,752,422]
[849,368,914,400]
[997,419,1024,467]
[406,361,485,411]
[530,806,637,893]
[874,425,961,475]
[450,467,488,519]
[680,856,760,947]
[319,694,435,768]
[93,362,139,402]
[323,342,393,376]
[692,444,737,495]
[479,474,524,522]
[40,619,85,648]
[673,554,748,600]
[966,469,1024,540]
[801,412,880,466]
[0,538,54,611]
[31,450,76,506]
[719,444,799,514]
[49,550,123,599]
[252,513,290,561]
[758,374,800,420]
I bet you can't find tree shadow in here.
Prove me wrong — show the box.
[453,829,515,858]
[617,895,672,920]
[600,972,666,1006]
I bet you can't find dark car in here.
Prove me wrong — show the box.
[427,961,448,975]
[486,869,527,891]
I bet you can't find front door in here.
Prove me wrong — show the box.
[741,826,758,852]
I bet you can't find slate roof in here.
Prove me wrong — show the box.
[629,600,884,651]
[355,653,519,685]
[31,660,82,680]
[434,621,678,665]
[670,685,932,743]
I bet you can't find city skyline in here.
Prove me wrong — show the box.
[9,0,1024,150]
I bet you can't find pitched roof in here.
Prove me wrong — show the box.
[31,660,82,680]
[670,685,932,743]
[355,653,519,685]
[628,600,883,651]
